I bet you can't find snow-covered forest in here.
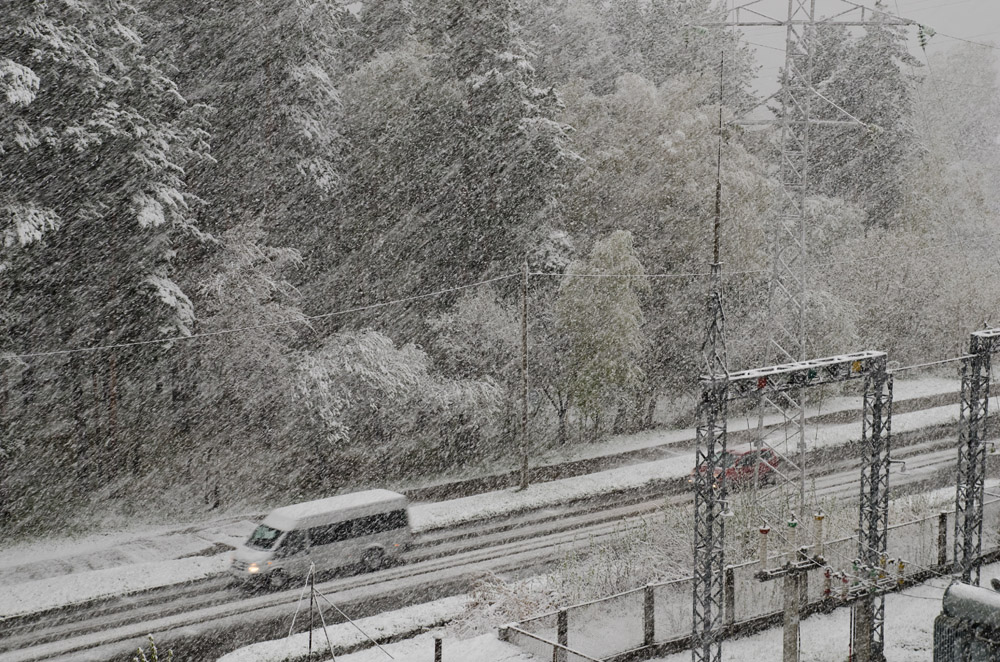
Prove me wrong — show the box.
[2,0,1000,541]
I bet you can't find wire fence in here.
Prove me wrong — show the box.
[501,499,1000,661]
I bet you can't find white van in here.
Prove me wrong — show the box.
[229,489,411,589]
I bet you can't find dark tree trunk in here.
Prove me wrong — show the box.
[71,356,90,488]
[557,404,569,445]
[644,387,658,429]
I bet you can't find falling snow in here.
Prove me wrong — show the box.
[3,1,1000,661]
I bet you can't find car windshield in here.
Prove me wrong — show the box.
[711,452,736,468]
[246,524,284,551]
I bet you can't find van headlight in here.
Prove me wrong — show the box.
[247,562,260,574]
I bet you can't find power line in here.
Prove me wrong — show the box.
[2,273,520,361]
[926,29,1000,50]
[10,231,996,362]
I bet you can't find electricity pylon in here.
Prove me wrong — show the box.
[691,59,730,662]
[718,0,915,520]
[692,3,916,661]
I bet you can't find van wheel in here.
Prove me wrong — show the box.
[268,570,288,590]
[362,549,385,572]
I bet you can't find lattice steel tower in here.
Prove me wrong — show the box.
[955,329,1000,585]
[691,65,730,662]
[721,0,917,517]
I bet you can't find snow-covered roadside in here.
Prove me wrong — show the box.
[0,384,963,620]
[223,562,1000,662]
[409,401,962,532]
[1,556,231,620]
[529,376,958,467]
[215,596,476,662]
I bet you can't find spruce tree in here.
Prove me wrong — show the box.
[1,0,210,528]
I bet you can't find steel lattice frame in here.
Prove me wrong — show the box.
[771,0,813,368]
[692,266,729,662]
[692,351,890,662]
[955,329,1000,585]
[691,373,728,662]
[856,359,892,660]
[713,1,916,518]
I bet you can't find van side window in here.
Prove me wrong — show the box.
[282,530,308,554]
[385,509,408,530]
[353,509,408,537]
[309,520,353,546]
[303,509,409,546]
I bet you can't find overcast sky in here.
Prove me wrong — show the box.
[725,0,1000,94]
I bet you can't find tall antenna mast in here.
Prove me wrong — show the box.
[691,53,729,662]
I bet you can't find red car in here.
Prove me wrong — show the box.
[689,448,781,488]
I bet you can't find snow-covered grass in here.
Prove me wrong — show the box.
[325,631,534,662]
[216,596,473,662]
[222,562,1000,662]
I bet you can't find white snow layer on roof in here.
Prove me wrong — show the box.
[263,489,406,529]
[320,561,1000,662]
[649,562,1000,662]
[225,564,1000,662]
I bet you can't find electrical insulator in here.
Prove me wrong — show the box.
[759,525,771,569]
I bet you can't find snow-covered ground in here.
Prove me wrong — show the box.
[648,565,1000,662]
[0,377,964,650]
[221,562,1000,662]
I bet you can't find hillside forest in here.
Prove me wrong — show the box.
[2,0,1000,537]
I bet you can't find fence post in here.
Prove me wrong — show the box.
[644,584,655,646]
[782,573,800,662]
[798,549,808,611]
[724,567,736,628]
[434,634,443,662]
[554,608,568,662]
[938,511,949,568]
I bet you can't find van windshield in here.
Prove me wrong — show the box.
[246,524,284,551]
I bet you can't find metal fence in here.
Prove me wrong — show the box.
[500,499,1000,662]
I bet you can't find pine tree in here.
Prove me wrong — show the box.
[805,7,922,227]
[359,0,416,57]
[441,0,573,281]
[1,0,210,528]
[141,0,352,243]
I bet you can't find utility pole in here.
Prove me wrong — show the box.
[308,567,315,659]
[519,260,530,490]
